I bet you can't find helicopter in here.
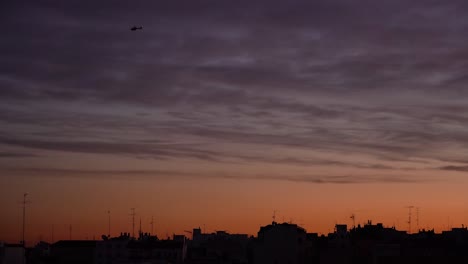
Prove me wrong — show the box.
[130,26,143,31]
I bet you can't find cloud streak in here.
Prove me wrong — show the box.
[2,167,429,184]
[438,166,468,172]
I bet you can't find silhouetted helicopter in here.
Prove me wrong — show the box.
[130,26,143,31]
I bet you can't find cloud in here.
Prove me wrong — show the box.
[0,152,38,158]
[2,0,468,183]
[0,135,223,162]
[1,100,468,171]
[2,167,428,184]
[1,167,194,180]
[3,0,468,105]
[438,166,468,172]
[0,132,410,171]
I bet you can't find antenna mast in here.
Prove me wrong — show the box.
[350,214,356,228]
[406,206,414,234]
[130,208,136,239]
[150,216,154,235]
[21,193,29,247]
[416,207,420,232]
[107,210,111,237]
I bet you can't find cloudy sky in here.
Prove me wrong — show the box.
[2,0,468,243]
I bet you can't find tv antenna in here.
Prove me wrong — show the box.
[107,210,111,237]
[139,218,142,237]
[416,207,420,232]
[51,224,54,243]
[130,208,136,239]
[150,216,154,235]
[21,193,30,247]
[184,230,192,239]
[350,214,356,228]
[405,206,414,234]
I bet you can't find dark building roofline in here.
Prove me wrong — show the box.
[52,240,97,247]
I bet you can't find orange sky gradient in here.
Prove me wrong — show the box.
[3,0,468,248]
[2,167,468,246]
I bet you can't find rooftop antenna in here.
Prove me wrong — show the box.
[416,207,420,232]
[184,230,192,239]
[130,208,136,239]
[139,218,142,237]
[272,210,278,223]
[298,218,305,227]
[150,216,154,235]
[107,210,111,237]
[21,193,30,247]
[350,214,356,228]
[405,206,414,234]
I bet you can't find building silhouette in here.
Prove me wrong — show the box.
[0,242,26,264]
[7,220,468,264]
[251,221,316,264]
[188,228,249,264]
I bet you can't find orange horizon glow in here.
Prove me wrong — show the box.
[3,0,468,251]
[2,171,468,246]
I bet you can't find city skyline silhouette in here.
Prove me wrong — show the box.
[1,192,466,247]
[4,216,468,263]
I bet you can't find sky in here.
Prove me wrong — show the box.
[2,0,468,245]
